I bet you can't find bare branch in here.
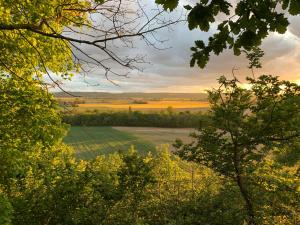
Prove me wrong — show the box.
[0,0,183,88]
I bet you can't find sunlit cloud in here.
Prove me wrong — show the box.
[52,4,300,93]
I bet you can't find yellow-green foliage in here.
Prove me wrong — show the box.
[0,0,92,78]
[0,190,12,225]
[175,75,300,225]
[252,159,300,224]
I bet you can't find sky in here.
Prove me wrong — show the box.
[52,1,300,93]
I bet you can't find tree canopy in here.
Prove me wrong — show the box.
[174,75,300,224]
[156,0,300,68]
[0,0,179,90]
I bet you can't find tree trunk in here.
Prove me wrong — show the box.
[236,172,257,225]
[233,149,257,225]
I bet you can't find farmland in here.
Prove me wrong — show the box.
[114,126,193,150]
[77,100,209,111]
[64,126,193,159]
[61,93,205,159]
[55,92,209,113]
[64,126,155,159]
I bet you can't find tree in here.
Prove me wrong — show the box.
[0,0,180,91]
[174,75,300,224]
[157,0,300,68]
[0,73,67,188]
[0,73,79,224]
[0,191,12,225]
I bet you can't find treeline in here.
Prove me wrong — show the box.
[62,110,210,128]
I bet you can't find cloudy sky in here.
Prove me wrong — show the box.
[53,1,300,93]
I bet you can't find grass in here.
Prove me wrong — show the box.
[113,127,193,151]
[64,126,155,160]
[64,126,194,159]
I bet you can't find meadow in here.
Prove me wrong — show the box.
[114,126,193,149]
[64,126,154,159]
[64,126,193,159]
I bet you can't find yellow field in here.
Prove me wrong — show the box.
[77,100,210,109]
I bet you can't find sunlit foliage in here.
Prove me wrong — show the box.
[175,75,300,224]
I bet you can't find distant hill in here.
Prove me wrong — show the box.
[53,92,208,101]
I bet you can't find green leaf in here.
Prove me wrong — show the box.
[190,57,196,67]
[155,0,179,11]
[184,5,192,10]
[281,0,290,10]
[276,19,289,34]
[289,0,300,15]
[195,40,205,49]
[233,46,241,56]
[227,36,234,45]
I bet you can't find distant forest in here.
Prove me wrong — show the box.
[63,110,210,128]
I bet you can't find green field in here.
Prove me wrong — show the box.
[64,126,193,159]
[64,127,155,160]
[114,127,193,150]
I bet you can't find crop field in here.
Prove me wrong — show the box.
[77,100,209,110]
[55,92,209,113]
[64,126,155,160]
[64,126,194,159]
